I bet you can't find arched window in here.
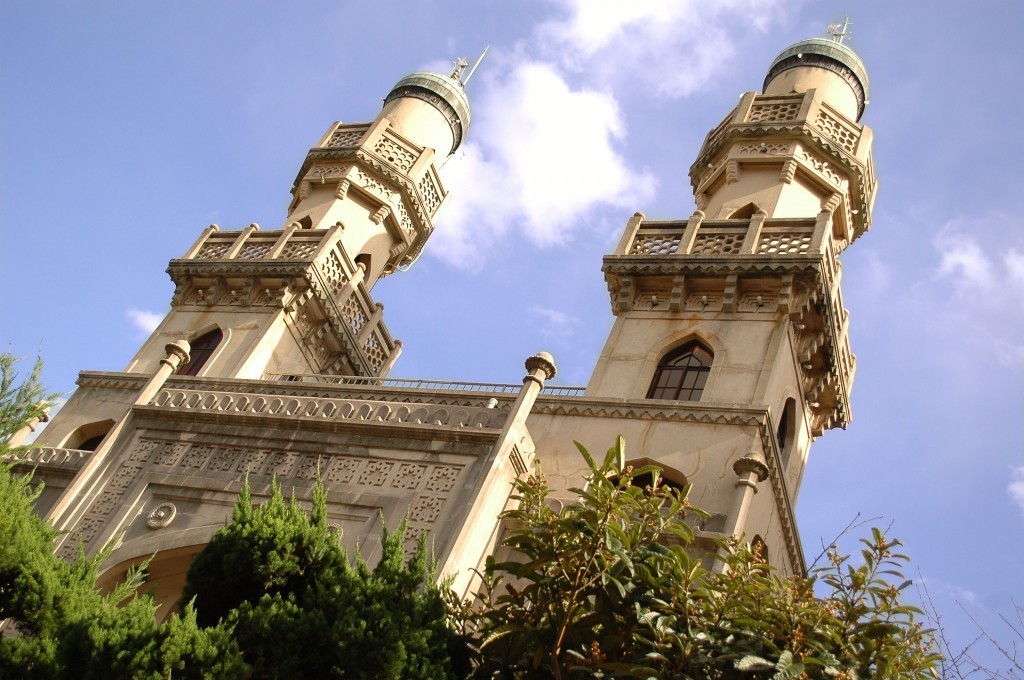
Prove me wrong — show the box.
[177,328,223,376]
[647,340,713,401]
[776,398,796,466]
[64,419,115,451]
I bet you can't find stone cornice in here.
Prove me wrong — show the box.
[603,255,823,278]
[77,371,149,391]
[531,394,767,426]
[166,260,311,279]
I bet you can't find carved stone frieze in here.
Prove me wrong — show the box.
[57,434,468,562]
[150,387,509,431]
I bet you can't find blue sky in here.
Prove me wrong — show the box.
[2,0,1022,671]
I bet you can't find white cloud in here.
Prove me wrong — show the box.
[528,305,578,345]
[928,218,1024,368]
[126,308,163,334]
[1009,466,1024,518]
[935,231,997,293]
[435,60,656,265]
[535,0,793,96]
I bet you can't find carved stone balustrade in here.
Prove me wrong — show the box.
[168,225,401,377]
[4,446,92,471]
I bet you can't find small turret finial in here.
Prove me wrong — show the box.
[827,17,852,44]
[450,57,469,81]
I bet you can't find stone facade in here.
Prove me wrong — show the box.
[9,37,876,620]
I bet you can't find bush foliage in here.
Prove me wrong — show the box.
[464,437,942,679]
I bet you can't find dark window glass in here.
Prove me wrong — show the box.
[777,398,796,466]
[177,328,223,376]
[646,341,713,401]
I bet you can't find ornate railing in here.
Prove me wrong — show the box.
[150,386,509,430]
[268,374,586,397]
[4,447,92,470]
[626,218,822,257]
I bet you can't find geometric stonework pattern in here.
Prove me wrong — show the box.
[632,234,681,255]
[815,109,859,154]
[56,436,466,569]
[691,232,744,256]
[757,234,812,255]
[749,100,801,123]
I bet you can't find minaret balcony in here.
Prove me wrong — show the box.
[603,213,855,436]
[168,224,401,377]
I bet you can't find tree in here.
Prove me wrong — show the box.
[465,437,942,679]
[0,352,245,679]
[183,477,469,678]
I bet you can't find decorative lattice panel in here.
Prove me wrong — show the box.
[418,175,441,213]
[342,295,367,334]
[393,199,414,233]
[374,136,416,172]
[749,101,801,123]
[738,142,790,154]
[238,241,273,259]
[757,233,813,255]
[354,169,391,197]
[632,234,681,255]
[195,240,232,259]
[691,232,744,255]
[363,333,386,371]
[279,240,319,259]
[815,110,858,154]
[319,250,349,298]
[326,127,366,148]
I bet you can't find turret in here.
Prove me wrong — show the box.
[689,31,875,249]
[120,60,474,382]
[284,65,471,286]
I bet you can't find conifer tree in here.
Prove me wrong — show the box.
[0,353,245,678]
[183,476,469,678]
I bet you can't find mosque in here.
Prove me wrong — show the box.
[8,30,876,620]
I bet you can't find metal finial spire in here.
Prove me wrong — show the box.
[450,57,469,81]
[827,17,852,44]
[461,46,490,87]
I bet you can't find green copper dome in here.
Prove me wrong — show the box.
[384,71,471,154]
[764,38,869,120]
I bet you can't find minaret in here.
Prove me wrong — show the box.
[123,64,471,381]
[582,32,875,564]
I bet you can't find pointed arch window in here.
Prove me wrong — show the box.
[646,340,713,401]
[177,328,223,376]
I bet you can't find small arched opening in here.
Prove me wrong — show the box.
[728,202,760,220]
[64,419,116,451]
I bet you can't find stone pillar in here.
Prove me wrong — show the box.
[724,450,770,539]
[442,352,557,598]
[48,341,191,531]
